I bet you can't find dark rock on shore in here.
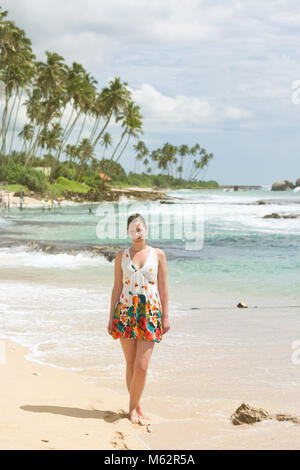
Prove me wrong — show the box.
[231,403,300,425]
[271,180,295,191]
[62,188,171,202]
[231,403,271,425]
[263,212,300,219]
[0,238,121,262]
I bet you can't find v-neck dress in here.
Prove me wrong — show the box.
[111,246,163,343]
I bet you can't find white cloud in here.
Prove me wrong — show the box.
[130,83,253,127]
[131,84,213,124]
[224,106,253,119]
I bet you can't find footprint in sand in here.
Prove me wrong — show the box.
[110,431,129,450]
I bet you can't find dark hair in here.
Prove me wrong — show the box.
[127,213,147,230]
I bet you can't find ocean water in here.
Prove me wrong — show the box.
[0,188,300,447]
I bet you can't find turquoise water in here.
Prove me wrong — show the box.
[1,188,299,303]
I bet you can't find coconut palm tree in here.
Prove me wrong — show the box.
[100,132,112,160]
[74,138,94,180]
[0,11,36,161]
[112,101,143,163]
[185,144,199,180]
[133,140,148,173]
[91,77,132,149]
[65,143,77,168]
[18,123,34,154]
[178,144,189,181]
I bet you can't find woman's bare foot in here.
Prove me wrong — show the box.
[129,408,139,424]
[136,404,150,420]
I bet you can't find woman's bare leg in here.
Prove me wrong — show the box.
[119,337,137,393]
[128,338,155,422]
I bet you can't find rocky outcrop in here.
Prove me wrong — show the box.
[263,212,300,219]
[231,403,271,425]
[296,178,300,187]
[14,240,121,262]
[62,188,171,202]
[271,180,295,191]
[231,403,300,425]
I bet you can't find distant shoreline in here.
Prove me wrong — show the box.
[0,184,265,209]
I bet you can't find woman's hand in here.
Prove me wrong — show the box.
[162,315,170,335]
[107,318,113,335]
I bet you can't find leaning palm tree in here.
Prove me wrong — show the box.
[74,138,94,180]
[18,123,34,154]
[133,140,148,173]
[100,132,112,160]
[113,102,143,163]
[91,77,132,149]
[64,143,77,168]
[0,11,36,162]
[178,144,189,181]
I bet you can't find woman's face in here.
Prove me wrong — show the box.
[128,219,147,241]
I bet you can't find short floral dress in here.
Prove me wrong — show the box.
[111,246,163,343]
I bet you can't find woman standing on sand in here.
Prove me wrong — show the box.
[108,213,170,424]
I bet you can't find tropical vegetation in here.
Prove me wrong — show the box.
[0,6,218,199]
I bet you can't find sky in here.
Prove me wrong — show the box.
[1,0,300,185]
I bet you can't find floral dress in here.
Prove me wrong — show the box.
[111,246,163,343]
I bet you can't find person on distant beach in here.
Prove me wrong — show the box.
[19,189,24,210]
[108,213,170,424]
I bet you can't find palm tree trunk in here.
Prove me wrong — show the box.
[60,104,74,143]
[88,115,100,145]
[110,129,126,161]
[8,90,22,158]
[75,113,87,147]
[5,92,18,147]
[25,123,43,166]
[55,109,81,161]
[1,94,10,157]
[115,132,131,163]
[92,112,112,148]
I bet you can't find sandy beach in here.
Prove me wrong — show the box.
[2,335,300,451]
[0,339,166,450]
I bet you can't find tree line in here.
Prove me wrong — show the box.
[0,6,214,184]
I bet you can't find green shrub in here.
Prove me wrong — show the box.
[0,163,48,192]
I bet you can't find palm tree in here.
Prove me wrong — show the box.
[65,143,77,168]
[18,123,34,154]
[0,11,36,161]
[133,140,148,173]
[113,102,143,163]
[74,138,94,180]
[23,52,68,165]
[186,144,199,180]
[100,132,112,160]
[178,144,189,181]
[91,77,132,149]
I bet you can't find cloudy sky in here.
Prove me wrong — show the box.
[2,0,300,185]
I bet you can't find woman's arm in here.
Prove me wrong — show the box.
[157,248,170,334]
[109,250,124,321]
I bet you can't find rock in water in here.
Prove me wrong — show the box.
[271,180,295,191]
[231,403,272,425]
